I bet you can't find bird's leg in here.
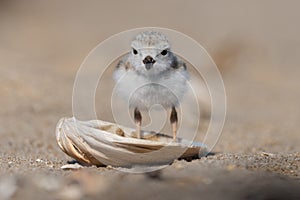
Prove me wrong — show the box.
[170,106,178,142]
[134,108,142,139]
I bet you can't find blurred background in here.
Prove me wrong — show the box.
[0,0,299,177]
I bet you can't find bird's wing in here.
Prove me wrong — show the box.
[116,54,132,70]
[172,56,187,70]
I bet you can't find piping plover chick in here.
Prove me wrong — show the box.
[113,31,189,141]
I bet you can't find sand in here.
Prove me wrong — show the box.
[0,1,299,199]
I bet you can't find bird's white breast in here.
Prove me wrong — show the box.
[113,68,189,110]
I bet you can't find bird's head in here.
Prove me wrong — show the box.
[128,31,176,77]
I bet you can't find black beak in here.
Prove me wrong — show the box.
[143,56,156,70]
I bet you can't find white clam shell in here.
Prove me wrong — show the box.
[56,117,207,167]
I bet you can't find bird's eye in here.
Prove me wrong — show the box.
[161,49,168,56]
[132,48,138,55]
